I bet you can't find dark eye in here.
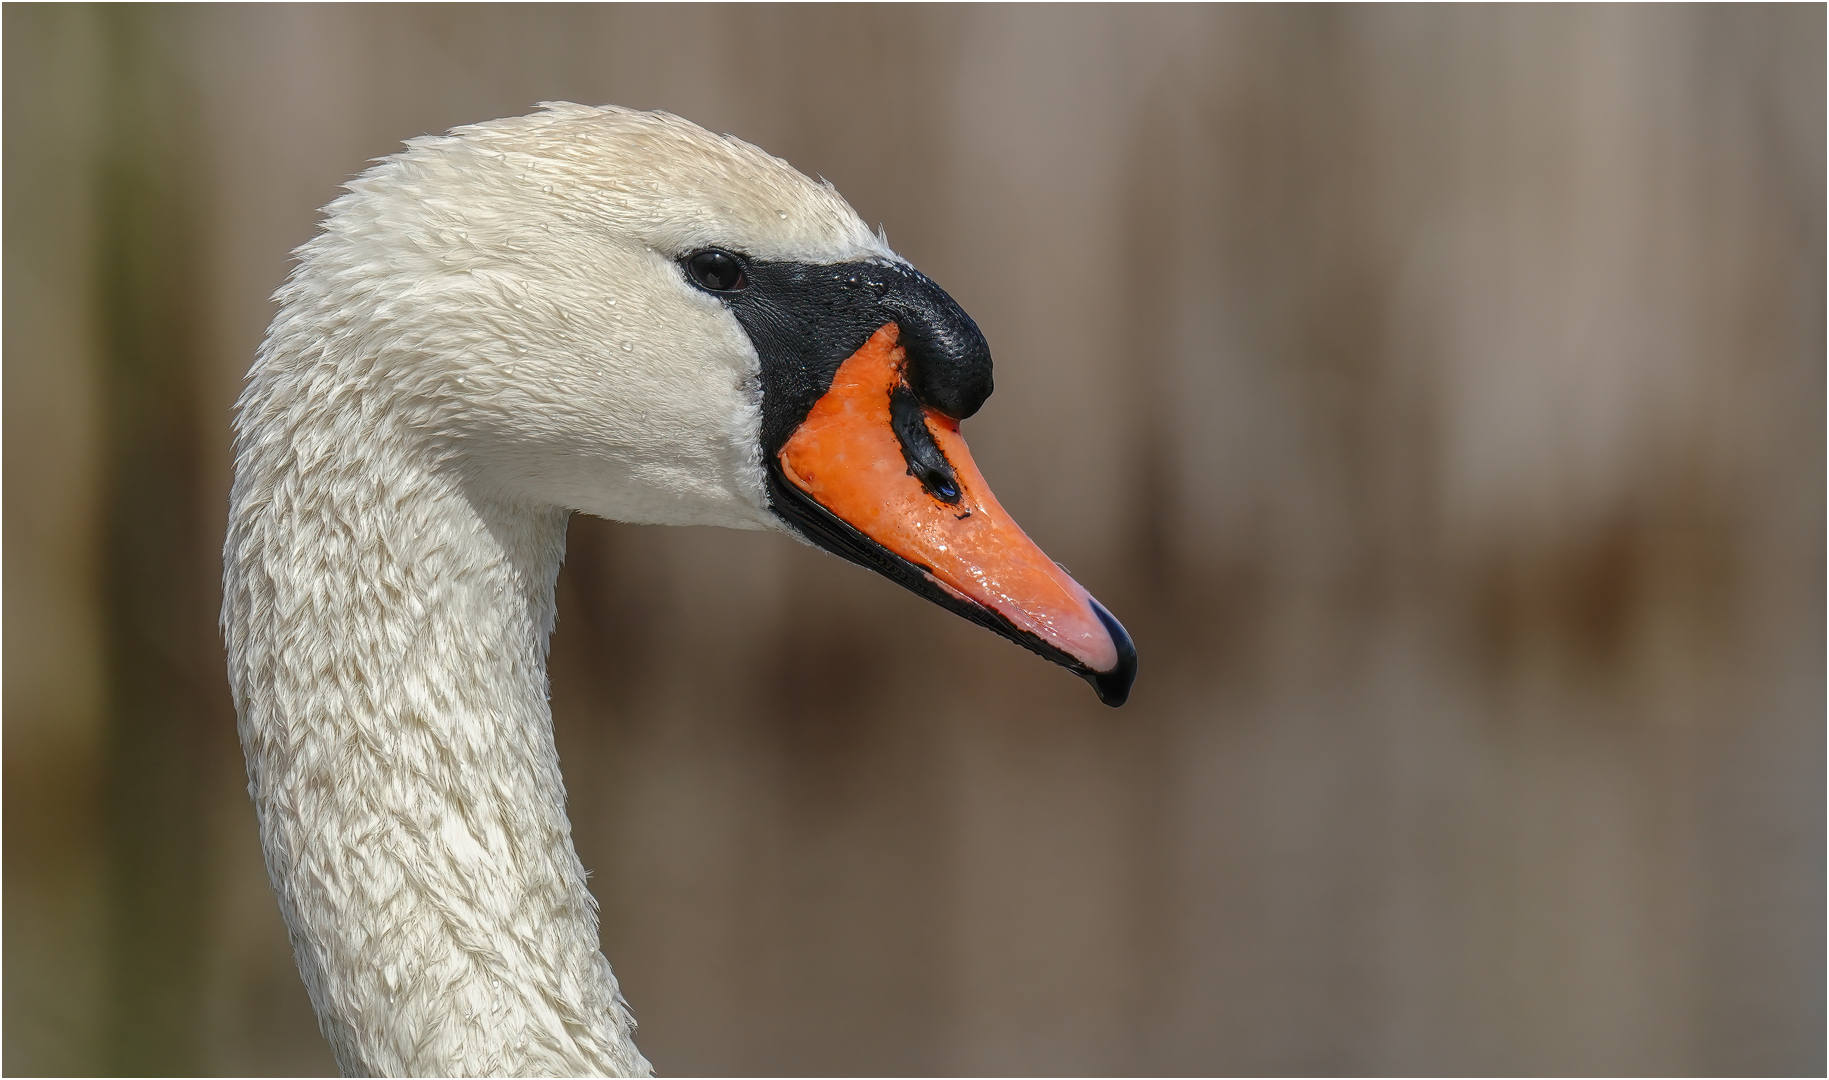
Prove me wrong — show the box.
[684,249,749,293]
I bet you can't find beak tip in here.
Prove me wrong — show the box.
[1085,598,1138,707]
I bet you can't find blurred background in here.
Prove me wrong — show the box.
[4,4,1822,1075]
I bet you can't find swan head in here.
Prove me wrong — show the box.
[262,102,1135,705]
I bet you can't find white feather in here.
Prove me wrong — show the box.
[223,104,893,1077]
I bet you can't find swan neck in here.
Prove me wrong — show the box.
[224,430,649,1077]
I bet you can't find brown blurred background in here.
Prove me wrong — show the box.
[4,4,1822,1076]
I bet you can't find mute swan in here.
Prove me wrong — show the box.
[222,103,1136,1077]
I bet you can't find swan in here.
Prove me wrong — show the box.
[222,102,1136,1077]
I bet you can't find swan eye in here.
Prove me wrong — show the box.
[683,249,749,293]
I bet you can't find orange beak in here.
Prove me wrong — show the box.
[773,323,1135,703]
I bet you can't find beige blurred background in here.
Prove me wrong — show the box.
[4,4,1822,1076]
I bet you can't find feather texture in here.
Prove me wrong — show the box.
[223,104,889,1076]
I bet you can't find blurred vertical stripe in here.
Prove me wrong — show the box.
[92,7,229,1074]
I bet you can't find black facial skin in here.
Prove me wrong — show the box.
[685,255,993,457]
[680,249,1137,707]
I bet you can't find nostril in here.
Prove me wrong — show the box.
[889,384,963,505]
[925,471,960,502]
